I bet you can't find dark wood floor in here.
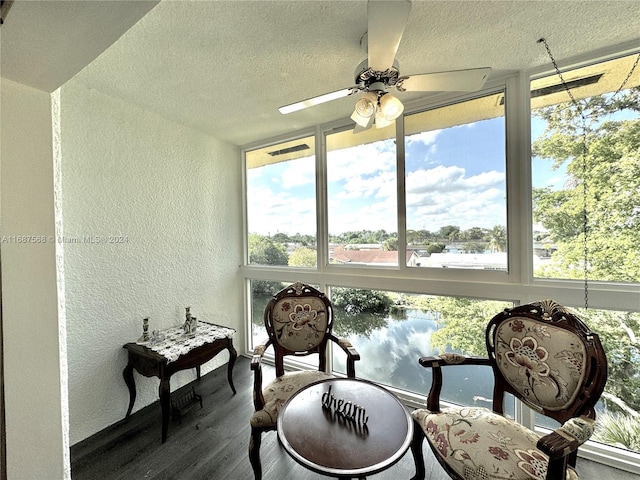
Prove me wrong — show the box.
[71,357,636,480]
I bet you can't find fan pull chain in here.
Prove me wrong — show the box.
[538,38,640,310]
[612,52,640,98]
[537,38,589,309]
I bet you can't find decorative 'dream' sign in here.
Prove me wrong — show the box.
[321,385,369,426]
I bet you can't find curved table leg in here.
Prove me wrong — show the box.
[123,364,136,418]
[227,342,238,394]
[159,377,171,443]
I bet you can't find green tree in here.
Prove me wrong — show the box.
[330,288,393,339]
[248,234,289,295]
[577,308,640,413]
[464,241,487,253]
[248,233,288,266]
[533,88,640,282]
[331,288,392,316]
[382,237,398,251]
[426,243,445,254]
[462,227,485,241]
[428,297,511,355]
[271,232,290,244]
[288,246,317,267]
[437,225,460,241]
[487,225,507,252]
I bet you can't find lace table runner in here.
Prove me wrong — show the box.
[137,322,235,363]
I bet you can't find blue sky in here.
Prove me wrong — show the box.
[247,116,564,237]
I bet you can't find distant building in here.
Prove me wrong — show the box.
[330,246,419,266]
[428,252,508,270]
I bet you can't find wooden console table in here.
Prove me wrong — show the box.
[122,322,237,443]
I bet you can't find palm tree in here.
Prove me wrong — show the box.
[488,225,507,252]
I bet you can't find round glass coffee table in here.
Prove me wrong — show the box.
[277,377,413,479]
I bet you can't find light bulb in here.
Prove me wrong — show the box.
[379,94,404,121]
[375,109,393,128]
[350,92,378,127]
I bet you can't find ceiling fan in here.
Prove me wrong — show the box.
[278,0,491,131]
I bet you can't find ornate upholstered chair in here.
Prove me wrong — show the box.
[248,282,360,480]
[410,300,608,480]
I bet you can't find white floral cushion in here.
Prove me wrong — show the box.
[494,317,587,411]
[270,296,329,352]
[250,371,333,428]
[412,407,579,480]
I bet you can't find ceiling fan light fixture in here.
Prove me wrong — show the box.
[351,92,378,127]
[379,93,404,121]
[279,0,491,131]
[374,109,393,128]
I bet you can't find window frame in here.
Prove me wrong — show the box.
[240,45,640,474]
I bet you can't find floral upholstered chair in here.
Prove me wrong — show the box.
[410,300,608,480]
[248,282,360,480]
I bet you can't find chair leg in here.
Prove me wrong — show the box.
[410,421,426,480]
[249,426,263,480]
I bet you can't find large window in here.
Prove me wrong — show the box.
[331,289,513,413]
[405,93,507,269]
[326,124,398,266]
[243,47,640,472]
[532,53,640,283]
[246,135,317,267]
[531,52,640,458]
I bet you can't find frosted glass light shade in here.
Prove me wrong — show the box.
[351,92,378,127]
[379,93,404,121]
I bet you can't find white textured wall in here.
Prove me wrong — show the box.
[0,78,69,478]
[60,80,243,445]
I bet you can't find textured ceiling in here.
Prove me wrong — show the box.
[2,0,640,146]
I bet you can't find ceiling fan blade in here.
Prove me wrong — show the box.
[396,67,492,92]
[279,87,360,114]
[367,0,412,71]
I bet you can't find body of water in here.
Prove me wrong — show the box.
[252,298,511,414]
[332,308,506,412]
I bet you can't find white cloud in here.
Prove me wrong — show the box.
[406,165,465,194]
[329,198,398,234]
[327,141,395,183]
[247,184,316,235]
[334,170,397,201]
[405,129,441,147]
[248,133,506,235]
[406,165,505,230]
[280,155,315,188]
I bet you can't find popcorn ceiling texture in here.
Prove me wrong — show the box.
[60,80,243,445]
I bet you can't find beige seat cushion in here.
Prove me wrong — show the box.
[250,370,333,428]
[412,407,579,480]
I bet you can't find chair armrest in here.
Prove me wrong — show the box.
[537,416,595,479]
[418,353,490,368]
[250,340,271,411]
[537,415,595,458]
[328,334,360,378]
[250,342,269,371]
[418,354,491,412]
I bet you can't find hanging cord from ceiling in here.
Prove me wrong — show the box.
[537,38,590,309]
[611,51,640,99]
[537,38,640,310]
